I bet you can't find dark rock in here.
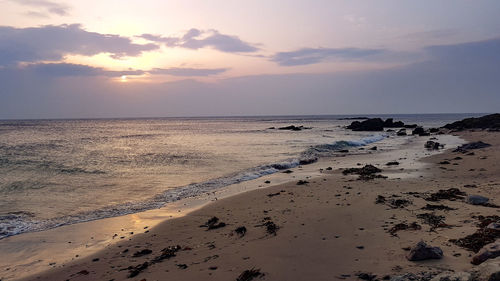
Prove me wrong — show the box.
[412,127,429,136]
[467,195,490,206]
[397,129,407,136]
[439,161,450,165]
[472,241,500,265]
[297,180,309,185]
[278,125,311,131]
[346,118,385,131]
[406,241,443,261]
[177,264,188,269]
[404,124,418,128]
[443,113,500,131]
[453,141,491,153]
[386,161,400,166]
[429,128,440,133]
[369,146,377,150]
[383,118,405,128]
[425,140,443,150]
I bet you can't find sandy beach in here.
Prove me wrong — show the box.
[7,129,497,281]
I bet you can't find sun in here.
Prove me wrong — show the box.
[120,75,127,82]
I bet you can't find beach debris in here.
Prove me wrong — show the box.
[177,264,188,269]
[209,266,218,270]
[236,268,264,281]
[426,188,466,202]
[471,240,500,265]
[357,272,377,280]
[386,161,400,166]
[406,241,443,261]
[127,262,149,278]
[453,141,491,153]
[256,217,279,236]
[282,169,293,174]
[264,180,271,184]
[297,180,309,185]
[369,146,377,150]
[326,166,333,170]
[200,216,227,230]
[375,195,412,209]
[267,192,281,197]
[76,269,89,275]
[466,195,490,206]
[92,258,99,262]
[438,161,450,165]
[388,222,422,236]
[425,141,443,150]
[342,164,386,180]
[234,226,247,237]
[375,195,386,204]
[464,184,477,188]
[421,204,456,211]
[151,245,181,263]
[417,213,449,231]
[132,249,152,257]
[450,216,500,253]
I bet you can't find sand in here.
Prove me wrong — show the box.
[8,131,500,281]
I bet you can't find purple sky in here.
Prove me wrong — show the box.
[0,0,499,118]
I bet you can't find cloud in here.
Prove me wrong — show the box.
[271,47,386,66]
[8,0,70,16]
[12,63,144,77]
[0,24,159,66]
[425,37,500,64]
[149,67,229,76]
[139,28,258,53]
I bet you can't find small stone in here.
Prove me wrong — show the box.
[406,241,443,261]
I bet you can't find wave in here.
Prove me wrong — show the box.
[0,134,385,239]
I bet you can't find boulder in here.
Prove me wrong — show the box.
[406,241,443,261]
[488,222,500,231]
[472,240,500,265]
[467,195,490,206]
[430,272,472,281]
[412,127,429,136]
[384,118,405,128]
[453,141,491,153]
[425,141,442,150]
[397,129,407,136]
[471,256,500,281]
[443,113,500,131]
[404,124,418,128]
[347,118,385,131]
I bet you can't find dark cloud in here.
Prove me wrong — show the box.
[149,67,229,76]
[8,0,70,16]
[139,28,258,53]
[425,37,500,64]
[1,37,499,119]
[271,47,386,66]
[0,24,159,66]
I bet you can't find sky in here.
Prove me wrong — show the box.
[0,0,499,119]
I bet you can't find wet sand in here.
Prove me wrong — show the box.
[7,131,500,280]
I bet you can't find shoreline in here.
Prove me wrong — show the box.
[0,133,466,280]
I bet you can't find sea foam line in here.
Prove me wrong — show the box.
[0,134,385,239]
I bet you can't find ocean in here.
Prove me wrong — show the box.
[0,114,482,239]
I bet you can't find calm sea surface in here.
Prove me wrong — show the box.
[0,114,482,238]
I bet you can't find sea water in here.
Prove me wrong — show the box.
[0,114,482,238]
